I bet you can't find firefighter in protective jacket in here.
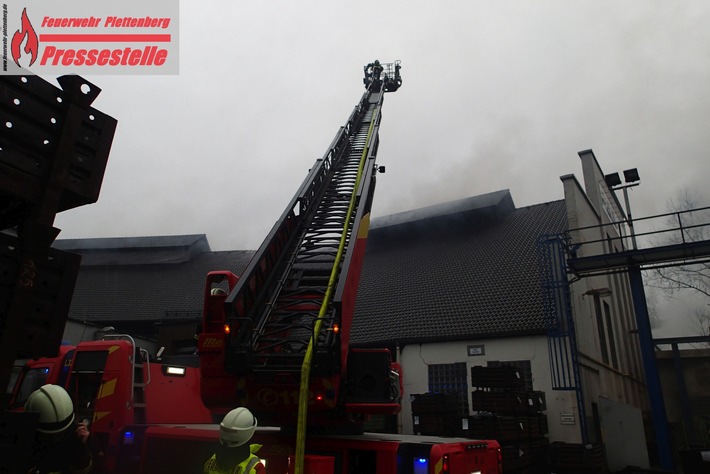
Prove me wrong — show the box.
[204,407,266,474]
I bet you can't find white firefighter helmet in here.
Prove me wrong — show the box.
[219,407,257,447]
[25,384,75,434]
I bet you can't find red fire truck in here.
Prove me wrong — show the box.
[9,288,500,474]
[136,425,501,474]
[8,335,213,472]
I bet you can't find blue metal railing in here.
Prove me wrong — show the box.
[569,206,710,256]
[538,233,588,444]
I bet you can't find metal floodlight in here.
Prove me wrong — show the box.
[605,172,622,187]
[623,168,640,183]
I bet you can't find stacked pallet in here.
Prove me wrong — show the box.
[470,365,549,473]
[411,392,470,436]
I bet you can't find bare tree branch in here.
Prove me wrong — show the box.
[647,188,710,334]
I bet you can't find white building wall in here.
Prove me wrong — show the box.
[554,150,650,467]
[561,163,647,410]
[399,337,581,443]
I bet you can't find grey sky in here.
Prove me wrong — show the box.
[51,1,710,334]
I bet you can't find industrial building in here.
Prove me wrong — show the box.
[48,150,667,470]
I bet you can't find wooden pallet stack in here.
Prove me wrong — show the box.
[470,365,549,473]
[411,392,470,436]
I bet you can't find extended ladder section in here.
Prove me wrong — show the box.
[225,82,387,377]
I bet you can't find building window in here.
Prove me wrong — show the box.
[429,362,467,393]
[604,301,619,369]
[593,295,610,365]
[594,295,619,368]
[428,362,469,413]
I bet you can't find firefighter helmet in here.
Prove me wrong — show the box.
[219,407,257,447]
[25,384,75,434]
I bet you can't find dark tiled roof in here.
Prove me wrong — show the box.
[66,249,255,323]
[59,192,568,344]
[351,196,568,346]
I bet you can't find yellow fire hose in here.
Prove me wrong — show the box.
[293,106,379,474]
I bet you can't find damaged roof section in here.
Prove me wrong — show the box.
[367,189,516,249]
[56,234,254,323]
[54,234,212,265]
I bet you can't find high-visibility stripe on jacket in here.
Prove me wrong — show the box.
[203,444,265,474]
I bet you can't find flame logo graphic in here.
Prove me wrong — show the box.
[11,8,39,67]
